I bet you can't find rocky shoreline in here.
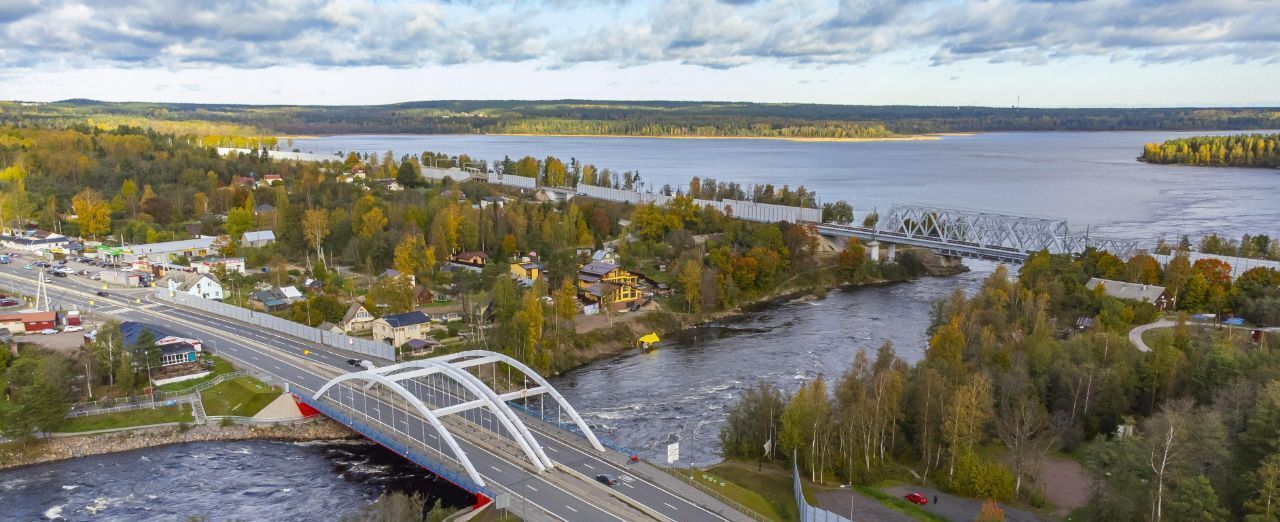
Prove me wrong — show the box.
[0,419,358,471]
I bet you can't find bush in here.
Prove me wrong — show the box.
[942,451,1016,502]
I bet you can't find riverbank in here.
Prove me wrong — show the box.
[280,132,976,143]
[0,418,357,471]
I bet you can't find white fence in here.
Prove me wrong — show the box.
[487,172,538,189]
[573,184,821,223]
[152,289,395,360]
[794,457,853,522]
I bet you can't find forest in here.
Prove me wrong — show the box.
[723,245,1280,520]
[5,100,1280,140]
[1140,133,1280,168]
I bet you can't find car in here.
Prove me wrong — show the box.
[22,264,32,270]
[78,269,89,276]
[63,325,83,332]
[39,328,58,335]
[96,291,110,297]
[0,299,19,307]
[346,358,362,367]
[595,474,619,486]
[904,492,928,505]
[57,259,67,264]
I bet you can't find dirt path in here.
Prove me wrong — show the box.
[1036,456,1091,518]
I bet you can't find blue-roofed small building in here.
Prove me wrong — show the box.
[119,321,209,385]
[372,311,434,347]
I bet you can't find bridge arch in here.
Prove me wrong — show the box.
[370,359,554,471]
[434,350,605,452]
[313,372,486,487]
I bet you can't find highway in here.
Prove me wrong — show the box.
[0,258,737,522]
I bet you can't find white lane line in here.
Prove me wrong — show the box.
[565,505,578,513]
[582,462,594,470]
[491,465,502,472]
[664,503,677,510]
[526,484,538,492]
[623,482,635,489]
[546,446,558,452]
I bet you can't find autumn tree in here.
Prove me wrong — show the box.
[678,260,703,313]
[71,188,111,239]
[302,208,331,269]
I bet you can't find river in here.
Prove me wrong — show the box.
[0,439,474,521]
[6,131,1279,518]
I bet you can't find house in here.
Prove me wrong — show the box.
[317,321,343,333]
[231,175,255,188]
[509,257,543,286]
[101,270,150,287]
[191,256,247,275]
[242,230,276,248]
[302,278,324,292]
[339,302,375,334]
[479,196,506,209]
[590,249,619,264]
[374,179,403,191]
[1085,277,1172,310]
[184,223,206,237]
[163,272,224,300]
[249,288,290,311]
[254,203,276,216]
[373,311,434,347]
[577,261,641,311]
[120,322,208,385]
[449,251,488,271]
[0,311,57,334]
[260,174,284,187]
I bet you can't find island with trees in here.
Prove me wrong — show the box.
[1140,133,1280,168]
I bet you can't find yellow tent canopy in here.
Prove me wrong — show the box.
[638,333,661,344]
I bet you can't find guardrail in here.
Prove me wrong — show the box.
[656,466,774,522]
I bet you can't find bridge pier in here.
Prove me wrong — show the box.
[868,241,880,261]
[886,243,896,262]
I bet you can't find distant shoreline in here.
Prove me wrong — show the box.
[280,132,976,143]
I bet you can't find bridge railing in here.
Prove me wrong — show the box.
[507,401,637,456]
[300,392,490,496]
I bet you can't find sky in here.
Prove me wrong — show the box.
[0,0,1277,107]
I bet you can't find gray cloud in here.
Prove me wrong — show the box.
[0,0,1276,72]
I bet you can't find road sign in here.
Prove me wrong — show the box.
[667,442,679,464]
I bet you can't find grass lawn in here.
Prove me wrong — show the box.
[57,404,193,432]
[155,356,236,393]
[200,377,279,416]
[703,460,799,521]
[856,484,948,522]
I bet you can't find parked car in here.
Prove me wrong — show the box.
[22,264,32,270]
[904,492,928,505]
[0,299,19,307]
[39,328,58,335]
[96,291,110,297]
[595,474,618,486]
[63,325,83,332]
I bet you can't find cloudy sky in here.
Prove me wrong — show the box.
[0,0,1276,107]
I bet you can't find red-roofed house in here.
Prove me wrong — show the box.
[0,311,57,334]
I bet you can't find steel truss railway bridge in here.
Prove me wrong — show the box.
[816,204,1141,263]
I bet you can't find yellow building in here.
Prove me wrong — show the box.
[509,259,543,284]
[578,261,640,310]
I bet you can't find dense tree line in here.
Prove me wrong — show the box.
[7,100,1280,139]
[723,250,1280,519]
[1140,133,1280,168]
[1155,233,1280,262]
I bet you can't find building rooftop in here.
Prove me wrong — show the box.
[242,230,276,242]
[380,311,431,328]
[1085,278,1168,304]
[128,236,217,255]
[580,261,620,277]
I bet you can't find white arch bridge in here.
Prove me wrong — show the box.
[304,350,603,492]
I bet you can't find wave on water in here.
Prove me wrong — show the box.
[61,485,78,490]
[228,447,253,455]
[43,505,63,520]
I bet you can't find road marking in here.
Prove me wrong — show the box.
[623,482,635,488]
[526,484,538,492]
[546,446,558,452]
[582,462,594,470]
[664,503,677,510]
[491,465,502,472]
[565,505,578,513]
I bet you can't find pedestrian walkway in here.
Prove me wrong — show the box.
[1128,319,1174,353]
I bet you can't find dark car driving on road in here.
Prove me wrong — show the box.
[595,474,618,486]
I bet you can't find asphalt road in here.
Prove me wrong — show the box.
[0,259,732,522]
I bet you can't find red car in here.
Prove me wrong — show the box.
[905,492,928,505]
